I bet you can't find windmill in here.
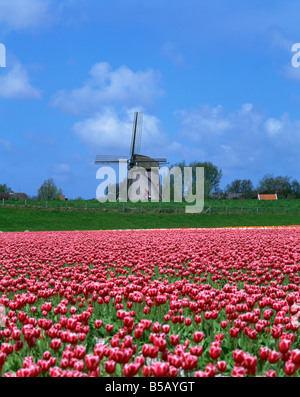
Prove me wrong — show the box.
[95,112,168,200]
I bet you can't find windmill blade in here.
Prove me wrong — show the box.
[131,158,168,164]
[129,112,143,158]
[135,112,143,155]
[153,158,168,164]
[129,112,138,159]
[95,155,128,164]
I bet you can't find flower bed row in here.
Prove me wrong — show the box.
[0,227,299,377]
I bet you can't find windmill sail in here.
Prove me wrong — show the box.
[95,155,127,164]
[135,112,143,155]
[95,111,167,168]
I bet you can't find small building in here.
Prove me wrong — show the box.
[0,191,28,200]
[0,193,10,200]
[258,194,277,200]
[15,193,29,200]
[211,193,223,199]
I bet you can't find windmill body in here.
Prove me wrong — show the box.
[95,112,167,201]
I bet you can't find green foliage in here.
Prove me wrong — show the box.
[257,174,293,197]
[190,161,223,197]
[0,184,11,193]
[37,178,63,201]
[226,179,254,198]
[169,160,223,199]
[292,179,300,198]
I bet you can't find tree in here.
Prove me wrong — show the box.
[37,179,62,201]
[274,176,292,197]
[225,179,242,194]
[190,161,222,197]
[0,184,11,193]
[257,174,292,197]
[257,174,276,194]
[225,179,254,198]
[169,161,222,199]
[240,179,254,198]
[291,179,300,198]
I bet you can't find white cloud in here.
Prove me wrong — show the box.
[51,62,163,115]
[176,105,233,140]
[175,103,300,177]
[73,108,168,156]
[0,63,41,99]
[0,0,51,30]
[264,118,283,138]
[177,103,266,141]
[240,103,253,113]
[0,0,90,31]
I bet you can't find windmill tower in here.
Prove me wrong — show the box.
[95,112,167,201]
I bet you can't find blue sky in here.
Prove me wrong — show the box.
[0,0,300,199]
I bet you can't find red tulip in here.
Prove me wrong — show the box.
[205,363,216,377]
[106,324,114,333]
[142,366,151,377]
[279,339,292,354]
[291,349,300,365]
[123,362,140,377]
[216,361,227,372]
[232,366,246,377]
[193,331,204,344]
[94,320,103,329]
[182,354,198,371]
[170,334,180,346]
[284,360,296,376]
[268,351,280,364]
[265,369,276,377]
[259,347,270,361]
[233,349,244,365]
[85,355,100,371]
[151,362,169,377]
[209,346,222,360]
[105,360,116,374]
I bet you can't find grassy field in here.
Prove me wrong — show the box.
[1,198,300,214]
[0,208,299,232]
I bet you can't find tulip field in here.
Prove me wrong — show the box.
[0,226,300,377]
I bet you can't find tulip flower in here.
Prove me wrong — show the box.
[0,226,299,377]
[284,360,296,376]
[85,355,100,371]
[217,361,227,372]
[268,351,280,364]
[104,360,116,375]
[123,362,140,377]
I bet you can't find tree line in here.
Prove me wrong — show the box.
[169,162,300,199]
[1,163,299,201]
[0,179,62,201]
[224,174,300,199]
